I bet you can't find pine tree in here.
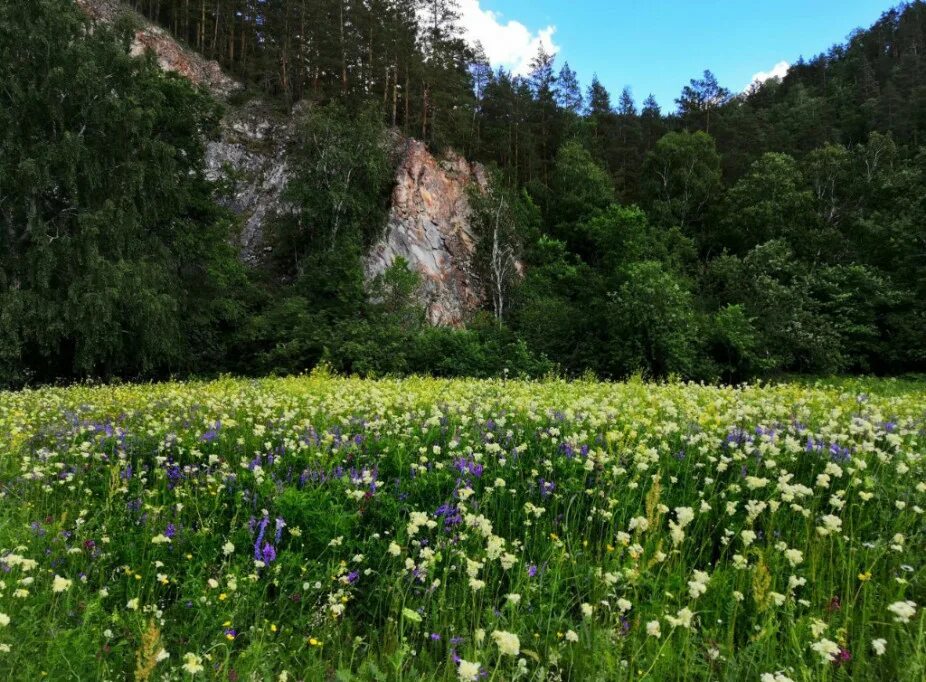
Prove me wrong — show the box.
[556,62,583,114]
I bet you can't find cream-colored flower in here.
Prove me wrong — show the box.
[52,575,72,593]
[810,638,840,663]
[665,607,694,629]
[491,630,520,656]
[457,659,480,682]
[646,620,661,638]
[887,600,917,623]
[182,652,204,674]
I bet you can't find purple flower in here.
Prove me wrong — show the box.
[165,523,177,539]
[260,542,277,564]
[539,479,556,498]
[253,517,270,561]
[527,564,538,578]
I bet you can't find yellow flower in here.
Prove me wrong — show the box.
[858,571,872,582]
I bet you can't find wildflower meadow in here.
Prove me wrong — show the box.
[0,373,923,681]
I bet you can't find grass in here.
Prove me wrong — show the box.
[0,372,923,680]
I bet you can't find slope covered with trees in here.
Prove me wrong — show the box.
[1,0,925,386]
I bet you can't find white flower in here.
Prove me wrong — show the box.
[646,620,661,638]
[887,600,917,623]
[761,673,795,682]
[816,515,842,536]
[0,613,9,627]
[52,575,72,593]
[687,570,710,599]
[457,659,481,682]
[388,542,402,556]
[784,548,803,567]
[182,652,204,674]
[491,630,520,656]
[468,578,486,591]
[872,638,887,656]
[151,534,171,545]
[155,649,170,662]
[810,618,827,638]
[810,638,840,663]
[616,598,632,613]
[505,593,521,605]
[565,629,579,642]
[580,603,594,619]
[222,542,235,556]
[674,507,695,527]
[127,598,140,610]
[741,530,757,547]
[628,516,649,532]
[665,607,694,629]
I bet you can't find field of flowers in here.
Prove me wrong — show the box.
[0,373,923,681]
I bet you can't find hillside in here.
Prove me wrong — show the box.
[0,0,924,387]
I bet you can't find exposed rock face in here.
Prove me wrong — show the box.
[76,0,240,98]
[75,0,488,325]
[367,141,487,326]
[204,102,293,266]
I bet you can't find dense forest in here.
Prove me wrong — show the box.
[1,0,925,386]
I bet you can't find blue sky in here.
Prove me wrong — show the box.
[459,0,893,112]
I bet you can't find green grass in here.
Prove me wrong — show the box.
[0,373,923,681]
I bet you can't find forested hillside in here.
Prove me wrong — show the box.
[1,0,925,386]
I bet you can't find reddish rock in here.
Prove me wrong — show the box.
[366,140,487,326]
[76,0,240,98]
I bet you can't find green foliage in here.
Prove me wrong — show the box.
[547,141,615,244]
[0,0,246,386]
[643,131,722,231]
[606,261,699,377]
[718,153,817,256]
[273,103,391,268]
[4,0,926,387]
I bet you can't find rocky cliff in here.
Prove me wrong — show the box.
[367,141,487,326]
[76,0,240,98]
[76,0,486,325]
[204,102,293,266]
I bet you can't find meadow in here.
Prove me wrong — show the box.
[0,373,923,681]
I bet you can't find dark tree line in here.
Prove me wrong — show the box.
[1,0,925,386]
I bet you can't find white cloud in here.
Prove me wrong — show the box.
[458,0,559,76]
[746,60,790,90]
